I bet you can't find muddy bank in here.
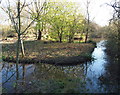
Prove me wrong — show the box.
[2,53,93,65]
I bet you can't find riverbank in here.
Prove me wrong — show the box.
[2,40,95,65]
[103,37,120,89]
[2,40,119,93]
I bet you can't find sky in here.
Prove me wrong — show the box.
[0,0,114,26]
[69,0,114,26]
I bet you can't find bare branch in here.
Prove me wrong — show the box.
[0,0,2,4]
[25,5,35,15]
[2,0,19,33]
[21,18,36,34]
[20,0,26,13]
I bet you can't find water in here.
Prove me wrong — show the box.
[85,40,107,93]
[1,40,119,93]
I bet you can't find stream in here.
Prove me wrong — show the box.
[1,40,119,93]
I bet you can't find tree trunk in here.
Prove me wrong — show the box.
[20,38,25,57]
[85,28,89,43]
[16,34,20,80]
[68,36,73,43]
[68,38,72,43]
[37,29,42,40]
[79,32,83,43]
[16,0,20,80]
[59,36,62,43]
[22,64,25,85]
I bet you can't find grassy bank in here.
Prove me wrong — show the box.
[104,34,120,87]
[2,40,95,65]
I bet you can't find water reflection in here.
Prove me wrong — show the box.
[1,40,119,93]
[90,40,107,75]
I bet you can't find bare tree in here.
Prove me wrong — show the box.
[111,0,120,58]
[107,0,120,61]
[107,0,120,34]
[26,0,47,40]
[108,0,120,48]
[1,0,38,79]
[84,0,90,43]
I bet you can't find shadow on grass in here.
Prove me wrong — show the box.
[2,54,93,66]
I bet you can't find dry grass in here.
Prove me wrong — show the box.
[2,40,95,64]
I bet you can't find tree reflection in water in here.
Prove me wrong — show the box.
[1,40,119,93]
